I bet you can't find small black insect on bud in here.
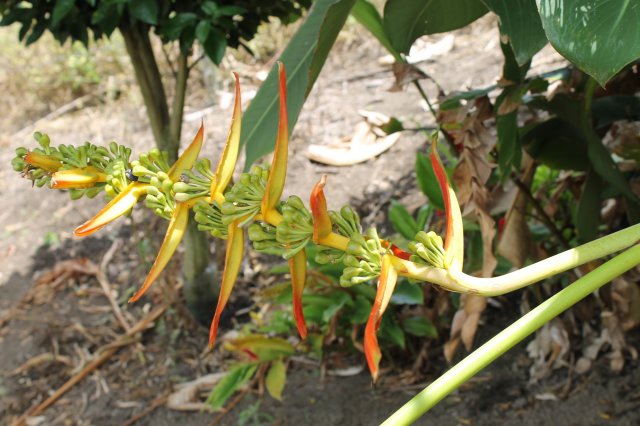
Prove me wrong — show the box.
[126,168,138,182]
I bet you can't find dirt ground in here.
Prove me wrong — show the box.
[1,15,639,426]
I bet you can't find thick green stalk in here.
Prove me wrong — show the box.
[400,223,640,295]
[383,244,640,426]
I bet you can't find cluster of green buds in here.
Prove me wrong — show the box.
[11,64,469,383]
[11,131,133,200]
[408,231,446,269]
[341,229,385,287]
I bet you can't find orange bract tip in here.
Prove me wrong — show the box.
[289,250,308,339]
[310,175,332,243]
[211,72,242,199]
[74,182,147,237]
[364,255,398,382]
[51,167,106,189]
[128,203,189,303]
[24,151,62,172]
[168,124,205,181]
[429,138,464,271]
[261,62,289,217]
[209,223,244,347]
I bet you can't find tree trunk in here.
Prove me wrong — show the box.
[119,23,218,323]
[120,22,177,162]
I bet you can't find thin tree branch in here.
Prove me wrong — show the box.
[510,172,571,250]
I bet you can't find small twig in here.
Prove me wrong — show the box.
[96,239,132,332]
[412,79,457,153]
[510,172,571,250]
[161,45,177,78]
[120,392,170,426]
[12,306,166,426]
[188,54,206,71]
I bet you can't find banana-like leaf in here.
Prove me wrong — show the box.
[537,0,640,86]
[242,0,356,168]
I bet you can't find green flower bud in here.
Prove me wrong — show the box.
[172,181,190,193]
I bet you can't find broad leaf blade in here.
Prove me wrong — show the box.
[388,200,418,240]
[351,0,402,61]
[576,168,603,243]
[482,0,547,65]
[207,364,257,411]
[241,0,356,169]
[415,152,445,210]
[536,0,640,85]
[383,0,488,54]
[265,359,287,401]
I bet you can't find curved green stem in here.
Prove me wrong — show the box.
[403,223,640,296]
[383,244,640,426]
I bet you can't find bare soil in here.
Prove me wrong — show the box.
[1,15,638,426]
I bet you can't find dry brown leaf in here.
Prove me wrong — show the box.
[526,318,570,382]
[603,121,640,166]
[166,373,226,411]
[445,294,487,361]
[444,337,461,363]
[305,120,401,166]
[390,62,428,91]
[611,277,640,330]
[497,160,536,268]
[601,311,637,372]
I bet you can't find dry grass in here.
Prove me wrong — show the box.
[0,25,131,135]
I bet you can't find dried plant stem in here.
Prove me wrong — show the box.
[98,239,132,333]
[383,244,640,425]
[12,306,166,426]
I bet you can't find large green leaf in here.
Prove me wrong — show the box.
[383,0,488,54]
[576,168,604,243]
[495,40,529,178]
[415,151,445,210]
[206,363,257,411]
[521,117,590,171]
[530,94,638,201]
[241,0,356,169]
[388,200,419,240]
[402,316,438,338]
[51,0,75,28]
[128,0,158,25]
[536,0,640,85]
[390,280,424,305]
[482,0,547,65]
[351,0,402,61]
[265,359,287,401]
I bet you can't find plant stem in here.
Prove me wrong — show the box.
[510,171,570,250]
[383,244,640,426]
[402,223,640,295]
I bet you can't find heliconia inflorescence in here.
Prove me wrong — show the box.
[11,63,465,382]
